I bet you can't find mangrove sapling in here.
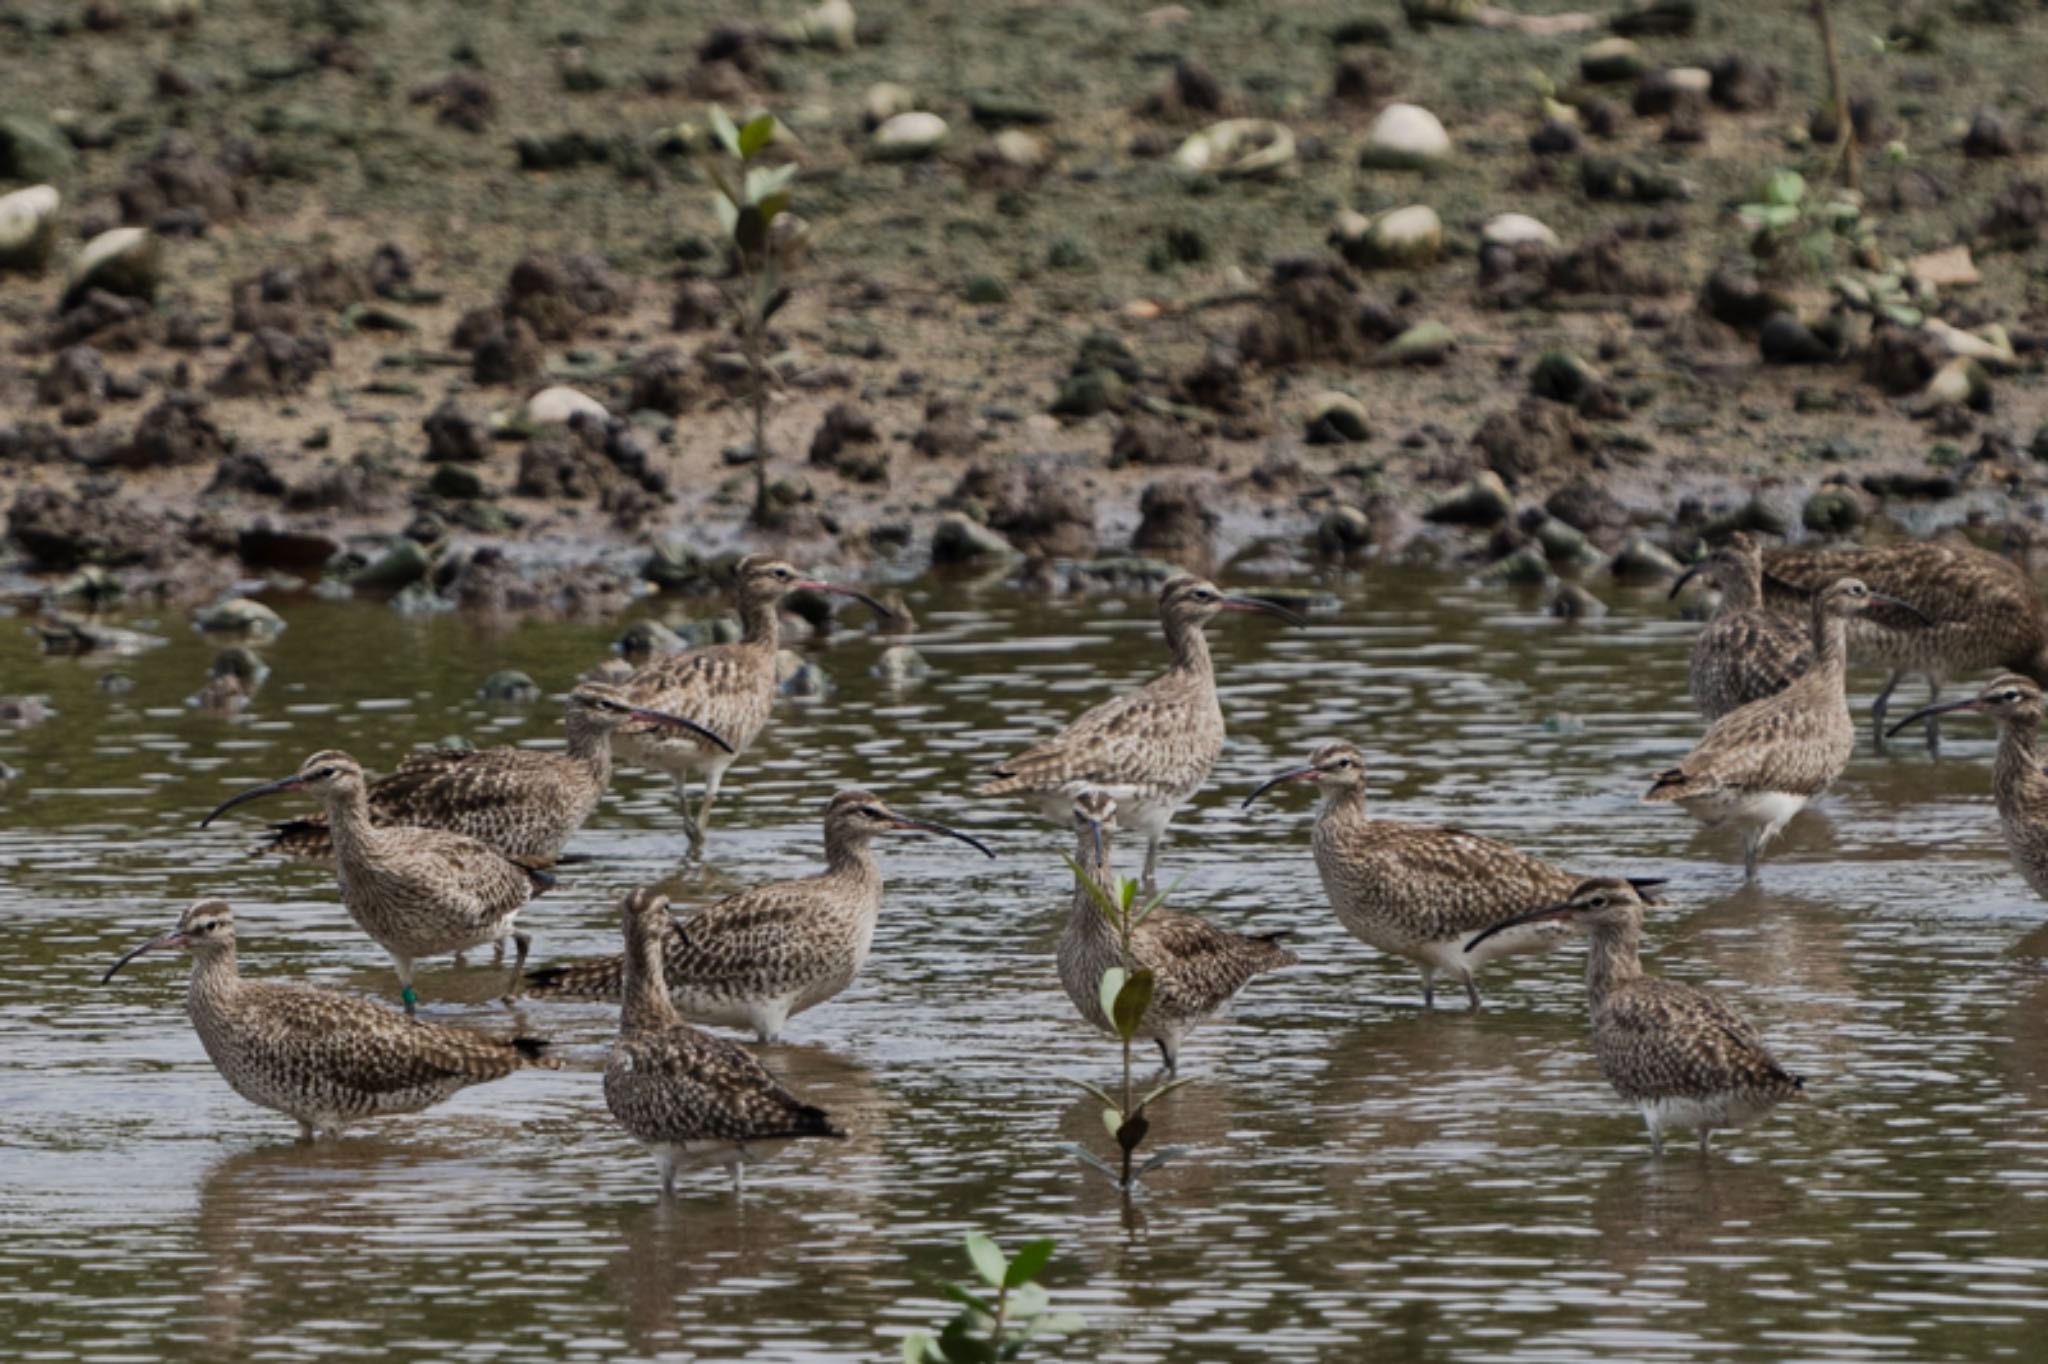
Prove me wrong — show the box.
[903,1232,1081,1363]
[1057,861,1193,1191]
[704,105,802,528]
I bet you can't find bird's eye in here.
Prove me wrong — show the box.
[1589,896,1608,908]
[860,806,887,820]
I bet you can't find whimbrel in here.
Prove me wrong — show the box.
[614,556,892,853]
[1670,532,1812,721]
[1466,878,1804,1154]
[979,575,1303,892]
[1764,540,2048,750]
[1061,790,1296,1071]
[255,683,731,863]
[603,888,846,1195]
[102,900,558,1141]
[1891,675,2048,900]
[1244,742,1664,1009]
[527,790,994,1040]
[204,750,555,1014]
[1645,578,1919,882]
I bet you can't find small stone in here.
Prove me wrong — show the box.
[1051,368,1122,417]
[1923,357,1991,411]
[1305,391,1370,443]
[1481,212,1560,250]
[525,385,608,426]
[1482,544,1554,587]
[615,619,687,661]
[0,185,62,274]
[864,82,919,128]
[1923,318,2016,370]
[478,669,542,704]
[0,114,76,184]
[1332,204,1441,270]
[195,596,286,636]
[1758,313,1836,364]
[931,511,1018,562]
[1534,517,1599,566]
[776,651,832,698]
[428,463,488,499]
[62,227,163,309]
[1424,471,1512,526]
[1609,533,1682,581]
[872,644,930,685]
[1173,119,1296,179]
[1580,38,1646,83]
[346,538,432,595]
[1316,504,1373,557]
[1380,320,1456,366]
[1802,486,1866,534]
[1360,103,1451,169]
[871,111,949,160]
[1549,582,1607,619]
[796,0,856,51]
[1906,245,1979,289]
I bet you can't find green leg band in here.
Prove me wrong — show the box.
[401,986,418,1014]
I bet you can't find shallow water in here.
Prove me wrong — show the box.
[4,570,2048,1362]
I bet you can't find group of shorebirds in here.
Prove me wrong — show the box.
[99,537,2048,1190]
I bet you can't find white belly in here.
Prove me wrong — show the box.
[1681,788,1807,839]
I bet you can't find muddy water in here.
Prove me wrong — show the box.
[4,571,2048,1361]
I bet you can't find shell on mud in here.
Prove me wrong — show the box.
[0,184,61,274]
[1173,119,1296,180]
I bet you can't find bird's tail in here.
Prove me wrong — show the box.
[1643,767,1693,803]
[256,818,335,861]
[524,954,623,998]
[788,1103,848,1140]
[509,855,560,893]
[510,1037,563,1069]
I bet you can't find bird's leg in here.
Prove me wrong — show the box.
[1646,1114,1664,1157]
[732,1160,746,1194]
[395,955,418,1016]
[512,932,532,969]
[1141,833,1162,898]
[488,940,506,964]
[297,1121,315,1145]
[1923,676,1943,756]
[1419,966,1437,1011]
[1871,669,1903,753]
[1742,833,1761,885]
[691,766,728,855]
[1698,1128,1714,1156]
[1463,972,1482,1012]
[1155,1037,1176,1073]
[674,776,700,848]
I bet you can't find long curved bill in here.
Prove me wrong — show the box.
[1242,766,1318,810]
[1464,902,1575,955]
[630,705,735,754]
[1667,562,1708,600]
[889,815,995,859]
[799,578,898,622]
[102,928,187,984]
[1220,594,1307,627]
[1868,591,1933,626]
[1886,696,1982,739]
[201,774,307,828]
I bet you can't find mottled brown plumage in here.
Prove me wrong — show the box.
[1243,742,1659,1009]
[979,576,1302,890]
[256,683,731,863]
[1467,879,1803,1154]
[526,791,994,1039]
[203,750,554,1013]
[1060,791,1296,1071]
[101,900,557,1141]
[603,889,845,1195]
[1764,540,2048,749]
[1891,675,2048,901]
[613,557,890,852]
[1671,532,1812,721]
[1646,579,1899,881]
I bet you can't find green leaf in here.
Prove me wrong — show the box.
[1008,1281,1050,1318]
[1096,966,1125,1024]
[713,193,739,239]
[903,1331,939,1364]
[1100,1106,1123,1140]
[937,1316,997,1364]
[755,190,790,227]
[708,105,742,158]
[1139,1074,1194,1108]
[1761,167,1806,207]
[941,1283,997,1317]
[1058,852,1122,920]
[1130,874,1185,926]
[1056,1075,1120,1108]
[749,161,797,201]
[1004,1238,1055,1288]
[963,1232,1006,1290]
[738,114,777,159]
[1112,968,1154,1040]
[1037,1313,1086,1335]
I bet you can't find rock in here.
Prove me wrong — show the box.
[1360,102,1450,169]
[1709,53,1777,111]
[1317,503,1374,557]
[347,538,433,595]
[1580,38,1646,83]
[6,485,182,570]
[968,92,1056,128]
[37,345,109,409]
[1700,262,1794,332]
[206,450,287,498]
[423,399,493,463]
[796,0,856,50]
[1924,318,2016,370]
[62,227,162,309]
[117,392,226,469]
[1906,245,1979,289]
[1528,118,1583,157]
[1609,533,1682,581]
[1304,391,1370,443]
[1610,0,1696,37]
[1579,156,1694,203]
[1477,399,1590,485]
[0,114,75,183]
[1534,517,1599,566]
[196,596,285,636]
[1331,51,1397,107]
[471,317,545,386]
[1802,486,1866,534]
[616,620,687,661]
[931,511,1018,563]
[428,463,488,499]
[1332,204,1441,270]
[1549,582,1607,619]
[236,523,338,572]
[478,670,541,704]
[1482,212,1560,250]
[871,111,949,160]
[981,129,1049,172]
[1051,368,1123,417]
[211,327,334,397]
[1380,320,1455,366]
[1633,66,1710,117]
[872,644,929,685]
[1528,351,1604,406]
[1964,108,2019,159]
[526,386,609,426]
[1112,415,1210,467]
[1924,357,1991,411]
[912,396,979,458]
[1130,477,1217,562]
[1173,119,1295,179]
[776,652,832,698]
[1424,471,1512,526]
[1482,544,1554,587]
[1758,313,1836,365]
[863,82,919,128]
[0,185,61,274]
[504,253,631,341]
[809,402,881,468]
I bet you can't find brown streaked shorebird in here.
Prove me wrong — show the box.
[979,575,1304,892]
[526,790,994,1040]
[603,888,846,1195]
[1890,675,2048,900]
[1061,790,1296,1071]
[613,556,893,853]
[1645,578,1921,882]
[203,750,555,1014]
[1670,532,1812,721]
[102,900,558,1141]
[254,683,732,864]
[1243,742,1663,1010]
[1466,878,1804,1155]
[1764,540,2048,750]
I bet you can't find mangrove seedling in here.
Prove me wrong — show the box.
[902,1232,1081,1363]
